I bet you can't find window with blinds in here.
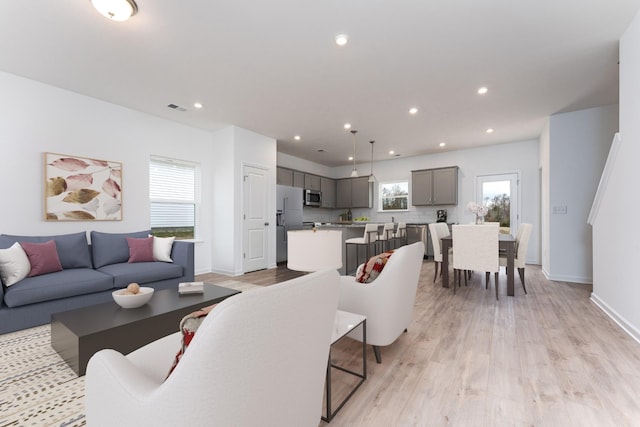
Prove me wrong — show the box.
[150,157,197,239]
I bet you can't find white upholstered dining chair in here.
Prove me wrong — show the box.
[500,222,532,294]
[429,222,452,283]
[452,224,500,299]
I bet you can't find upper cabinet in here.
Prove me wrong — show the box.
[320,177,336,208]
[336,176,372,208]
[411,166,458,206]
[277,167,293,186]
[293,171,305,188]
[304,173,321,191]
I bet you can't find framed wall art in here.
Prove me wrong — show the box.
[44,152,122,221]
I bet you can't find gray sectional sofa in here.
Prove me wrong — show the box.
[0,230,194,334]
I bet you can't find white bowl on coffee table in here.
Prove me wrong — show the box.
[112,287,154,308]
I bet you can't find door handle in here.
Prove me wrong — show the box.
[264,222,270,226]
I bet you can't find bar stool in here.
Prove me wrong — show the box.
[391,222,407,248]
[376,223,395,252]
[345,223,379,275]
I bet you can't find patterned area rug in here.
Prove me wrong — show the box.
[0,281,260,427]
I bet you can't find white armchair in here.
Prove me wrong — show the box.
[85,269,340,427]
[337,242,424,363]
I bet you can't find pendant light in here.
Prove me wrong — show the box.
[368,140,376,183]
[350,130,359,177]
[91,0,138,21]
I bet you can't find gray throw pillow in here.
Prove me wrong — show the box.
[0,232,91,269]
[90,230,150,268]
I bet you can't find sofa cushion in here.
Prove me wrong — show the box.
[91,230,150,269]
[126,237,154,263]
[0,242,31,286]
[0,232,91,269]
[2,268,114,308]
[98,262,184,288]
[21,240,63,277]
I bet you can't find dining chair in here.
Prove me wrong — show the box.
[345,223,379,275]
[376,223,395,252]
[428,223,452,283]
[500,223,532,294]
[452,224,500,299]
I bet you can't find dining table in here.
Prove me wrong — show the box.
[440,233,517,296]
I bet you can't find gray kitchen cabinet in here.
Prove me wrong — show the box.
[277,167,293,186]
[411,166,458,206]
[320,177,336,208]
[336,176,372,208]
[304,173,321,191]
[293,171,305,188]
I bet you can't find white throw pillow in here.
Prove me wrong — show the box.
[0,242,31,286]
[152,236,175,262]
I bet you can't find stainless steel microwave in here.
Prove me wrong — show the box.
[304,189,322,207]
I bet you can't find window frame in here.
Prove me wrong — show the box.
[378,180,410,212]
[149,156,200,240]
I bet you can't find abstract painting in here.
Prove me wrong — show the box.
[44,152,122,221]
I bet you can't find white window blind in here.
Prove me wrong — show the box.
[150,158,196,232]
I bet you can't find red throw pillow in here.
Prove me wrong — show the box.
[126,237,154,263]
[356,250,394,283]
[20,240,63,277]
[166,303,217,379]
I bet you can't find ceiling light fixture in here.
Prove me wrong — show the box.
[439,142,446,147]
[91,0,138,21]
[368,141,376,183]
[193,102,203,109]
[486,128,494,133]
[343,123,351,130]
[335,34,349,46]
[294,135,301,141]
[409,107,418,115]
[478,86,488,95]
[389,150,395,155]
[350,130,359,177]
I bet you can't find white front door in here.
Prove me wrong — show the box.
[243,165,269,273]
[476,173,519,235]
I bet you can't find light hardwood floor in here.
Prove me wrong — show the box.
[197,261,640,426]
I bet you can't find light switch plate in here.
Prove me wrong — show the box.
[552,205,567,214]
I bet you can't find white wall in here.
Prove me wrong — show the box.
[540,120,551,273]
[546,105,619,283]
[289,139,542,264]
[591,10,640,341]
[0,71,271,276]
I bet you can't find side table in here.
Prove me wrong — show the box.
[323,310,367,422]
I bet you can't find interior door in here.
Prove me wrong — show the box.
[476,173,519,235]
[243,165,269,273]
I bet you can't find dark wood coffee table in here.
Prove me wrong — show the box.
[51,284,240,376]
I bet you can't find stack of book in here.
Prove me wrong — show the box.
[178,281,204,295]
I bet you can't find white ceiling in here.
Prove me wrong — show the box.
[1,1,638,167]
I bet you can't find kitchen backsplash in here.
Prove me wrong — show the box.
[302,205,463,224]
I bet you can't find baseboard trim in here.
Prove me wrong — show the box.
[541,268,592,284]
[590,292,640,345]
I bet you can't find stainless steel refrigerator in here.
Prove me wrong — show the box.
[276,185,303,263]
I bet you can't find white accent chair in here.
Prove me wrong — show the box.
[345,223,379,274]
[452,224,500,299]
[500,223,532,294]
[337,242,424,363]
[85,269,340,427]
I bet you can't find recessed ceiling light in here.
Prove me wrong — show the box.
[193,102,203,109]
[409,107,418,115]
[389,150,395,155]
[294,135,301,141]
[344,123,351,130]
[478,86,488,95]
[335,34,349,46]
[486,128,494,134]
[348,156,354,161]
[439,142,446,147]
